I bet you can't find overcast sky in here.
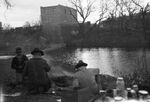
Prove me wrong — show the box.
[0,0,150,27]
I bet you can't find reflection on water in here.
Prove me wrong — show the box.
[0,56,13,60]
[48,48,150,77]
[74,48,114,75]
[0,54,32,60]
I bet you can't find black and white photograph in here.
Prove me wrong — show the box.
[0,0,150,101]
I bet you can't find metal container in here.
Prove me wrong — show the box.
[126,88,132,99]
[138,90,148,100]
[116,77,125,90]
[114,96,124,102]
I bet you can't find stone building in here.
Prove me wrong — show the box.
[40,5,77,43]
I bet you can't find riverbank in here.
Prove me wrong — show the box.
[65,37,148,48]
[0,43,66,56]
[44,43,66,52]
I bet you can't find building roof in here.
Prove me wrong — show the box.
[40,4,76,11]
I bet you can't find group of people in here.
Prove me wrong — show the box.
[11,47,100,95]
[11,47,51,94]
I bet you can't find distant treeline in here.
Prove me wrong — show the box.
[0,25,48,54]
[62,12,150,48]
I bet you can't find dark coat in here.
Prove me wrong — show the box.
[23,57,51,89]
[11,55,28,73]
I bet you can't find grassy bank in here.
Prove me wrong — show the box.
[65,30,148,48]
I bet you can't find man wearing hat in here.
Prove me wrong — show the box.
[23,48,51,94]
[11,47,28,85]
[75,60,88,71]
[73,60,99,101]
[74,60,98,92]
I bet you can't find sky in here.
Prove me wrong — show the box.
[0,0,68,27]
[0,0,150,28]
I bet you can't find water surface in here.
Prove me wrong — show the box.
[47,48,150,77]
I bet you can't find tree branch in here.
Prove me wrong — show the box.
[131,0,143,8]
[69,9,80,25]
[3,0,12,8]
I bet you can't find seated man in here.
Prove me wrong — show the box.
[73,60,99,94]
[66,60,101,102]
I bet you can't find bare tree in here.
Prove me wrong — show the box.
[23,21,31,28]
[131,0,150,20]
[131,0,150,21]
[32,20,41,27]
[119,0,140,32]
[114,0,127,16]
[69,0,96,36]
[123,0,138,18]
[108,0,118,19]
[107,0,125,32]
[3,23,12,30]
[1,0,11,8]
[131,0,150,36]
[69,0,95,24]
[108,0,139,32]
[95,0,108,25]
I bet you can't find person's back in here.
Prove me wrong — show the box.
[74,60,98,94]
[73,61,99,102]
[23,48,51,94]
[25,58,50,84]
[74,68,98,92]
[12,55,28,73]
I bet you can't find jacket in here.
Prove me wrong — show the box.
[23,57,51,87]
[11,55,28,73]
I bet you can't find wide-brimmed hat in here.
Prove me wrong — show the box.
[75,60,88,69]
[31,48,44,56]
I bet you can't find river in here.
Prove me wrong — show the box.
[46,47,150,78]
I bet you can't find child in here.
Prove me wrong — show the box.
[11,47,28,85]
